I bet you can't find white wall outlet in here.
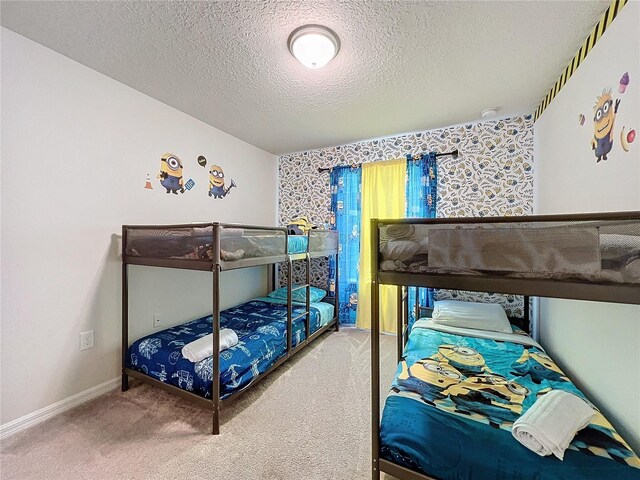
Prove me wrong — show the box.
[153,313,162,328]
[80,330,94,351]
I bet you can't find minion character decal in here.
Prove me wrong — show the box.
[158,153,185,194]
[208,165,236,198]
[591,89,621,162]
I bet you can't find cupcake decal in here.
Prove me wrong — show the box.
[618,72,629,94]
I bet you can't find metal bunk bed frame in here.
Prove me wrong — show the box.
[121,222,339,435]
[370,211,640,480]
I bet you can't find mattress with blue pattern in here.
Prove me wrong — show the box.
[380,320,640,480]
[125,298,334,399]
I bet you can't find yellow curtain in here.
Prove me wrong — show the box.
[357,158,406,333]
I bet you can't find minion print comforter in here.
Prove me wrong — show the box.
[126,298,332,399]
[380,320,640,480]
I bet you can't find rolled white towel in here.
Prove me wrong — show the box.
[181,329,239,363]
[512,390,595,460]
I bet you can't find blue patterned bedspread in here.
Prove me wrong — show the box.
[380,324,640,479]
[126,299,333,399]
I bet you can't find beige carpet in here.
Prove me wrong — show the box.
[1,329,399,480]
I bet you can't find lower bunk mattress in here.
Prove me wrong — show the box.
[125,298,334,399]
[380,320,640,480]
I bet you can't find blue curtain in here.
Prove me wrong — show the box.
[406,152,438,329]
[328,166,362,325]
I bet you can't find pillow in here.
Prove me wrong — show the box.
[432,300,512,333]
[382,240,421,261]
[268,286,327,303]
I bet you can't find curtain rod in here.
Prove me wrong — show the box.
[317,149,458,173]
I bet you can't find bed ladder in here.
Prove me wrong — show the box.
[286,252,312,353]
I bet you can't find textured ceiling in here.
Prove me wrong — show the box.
[2,1,609,155]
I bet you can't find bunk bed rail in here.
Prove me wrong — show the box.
[377,211,640,305]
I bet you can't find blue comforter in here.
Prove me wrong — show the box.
[380,323,640,479]
[126,298,332,399]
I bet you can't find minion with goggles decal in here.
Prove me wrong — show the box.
[208,165,237,198]
[591,89,620,162]
[158,153,184,194]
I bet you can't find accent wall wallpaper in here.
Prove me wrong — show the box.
[278,115,534,317]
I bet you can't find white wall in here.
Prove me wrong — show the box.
[534,2,640,453]
[0,29,278,425]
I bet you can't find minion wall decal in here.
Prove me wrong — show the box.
[591,89,621,162]
[158,153,185,194]
[208,165,236,198]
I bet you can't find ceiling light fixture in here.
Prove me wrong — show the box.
[481,107,500,118]
[288,24,340,69]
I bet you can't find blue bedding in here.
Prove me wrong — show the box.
[126,298,334,399]
[380,324,640,479]
[287,235,308,254]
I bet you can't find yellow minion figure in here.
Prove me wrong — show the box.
[208,165,236,198]
[573,410,640,468]
[446,373,530,428]
[395,358,463,405]
[158,153,184,194]
[511,349,568,384]
[591,89,620,162]
[432,345,490,376]
[287,216,314,235]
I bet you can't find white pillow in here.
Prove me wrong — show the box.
[432,300,512,333]
[382,240,420,261]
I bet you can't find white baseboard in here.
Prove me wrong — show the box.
[0,377,120,440]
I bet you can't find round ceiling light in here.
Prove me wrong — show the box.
[288,24,340,69]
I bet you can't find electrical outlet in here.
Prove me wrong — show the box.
[153,313,162,328]
[80,330,94,351]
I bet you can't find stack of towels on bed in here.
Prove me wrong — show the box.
[181,329,239,362]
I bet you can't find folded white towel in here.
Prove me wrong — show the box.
[512,390,595,460]
[181,329,239,363]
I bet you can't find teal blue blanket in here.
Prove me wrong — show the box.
[380,323,640,479]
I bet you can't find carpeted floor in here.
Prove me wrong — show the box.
[1,328,399,480]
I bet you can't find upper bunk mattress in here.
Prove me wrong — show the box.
[378,217,640,285]
[380,321,640,479]
[125,298,334,399]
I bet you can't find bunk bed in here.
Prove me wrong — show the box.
[370,212,640,480]
[121,223,339,434]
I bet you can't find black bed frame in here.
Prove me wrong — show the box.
[121,222,339,435]
[370,211,640,480]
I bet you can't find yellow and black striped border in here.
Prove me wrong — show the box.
[533,0,628,122]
